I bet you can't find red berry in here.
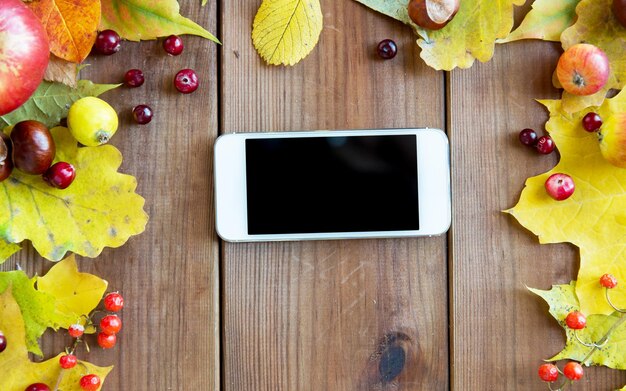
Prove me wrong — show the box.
[563,361,584,380]
[80,374,101,391]
[97,332,117,349]
[68,324,84,338]
[538,363,559,382]
[163,35,184,55]
[100,314,122,335]
[565,311,587,329]
[582,112,602,132]
[536,135,555,154]
[377,39,397,59]
[132,104,153,125]
[545,173,575,201]
[104,292,124,312]
[43,162,76,189]
[124,69,144,88]
[174,69,199,94]
[94,29,121,55]
[25,384,51,391]
[600,273,618,288]
[519,128,538,147]
[59,354,77,369]
[0,331,6,353]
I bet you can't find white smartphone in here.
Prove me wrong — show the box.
[214,128,451,242]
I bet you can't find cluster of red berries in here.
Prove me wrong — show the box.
[537,273,619,388]
[518,128,555,154]
[94,30,200,126]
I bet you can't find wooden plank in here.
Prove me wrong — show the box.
[449,40,626,389]
[1,2,220,389]
[221,1,448,390]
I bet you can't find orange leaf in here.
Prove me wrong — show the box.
[28,0,101,63]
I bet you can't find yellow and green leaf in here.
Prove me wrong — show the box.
[508,88,626,316]
[0,127,148,262]
[0,240,20,264]
[498,0,580,43]
[252,0,323,66]
[0,289,112,390]
[100,0,219,43]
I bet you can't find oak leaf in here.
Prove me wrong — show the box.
[0,127,148,261]
[353,0,524,70]
[27,0,101,63]
[498,0,580,43]
[0,288,112,390]
[507,88,626,316]
[252,0,323,66]
[100,0,219,43]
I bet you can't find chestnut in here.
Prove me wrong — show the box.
[614,0,626,28]
[408,0,460,31]
[11,120,55,175]
[0,133,12,182]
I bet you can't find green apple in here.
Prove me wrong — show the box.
[599,113,626,168]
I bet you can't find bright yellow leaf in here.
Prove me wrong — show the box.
[37,255,108,325]
[0,288,112,390]
[498,0,580,43]
[0,127,148,261]
[252,0,323,66]
[0,240,20,264]
[508,88,626,316]
[558,0,626,113]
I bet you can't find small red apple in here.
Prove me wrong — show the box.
[598,113,626,168]
[545,173,575,201]
[556,44,610,96]
[0,0,49,116]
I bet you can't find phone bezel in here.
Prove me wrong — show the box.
[214,129,451,242]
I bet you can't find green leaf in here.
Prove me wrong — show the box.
[0,80,120,129]
[0,240,20,265]
[100,0,220,43]
[202,0,207,5]
[353,0,524,70]
[0,127,148,261]
[252,0,323,66]
[0,271,73,356]
[498,0,580,43]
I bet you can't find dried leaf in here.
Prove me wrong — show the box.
[498,0,580,43]
[252,0,323,66]
[0,80,120,129]
[27,0,101,63]
[507,88,626,316]
[44,55,78,88]
[0,127,148,261]
[0,288,112,390]
[100,0,219,43]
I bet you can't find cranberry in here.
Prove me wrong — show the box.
[582,112,602,132]
[43,162,76,189]
[124,69,144,88]
[25,384,51,391]
[377,39,397,59]
[163,35,184,56]
[536,135,555,154]
[545,173,575,201]
[94,29,121,55]
[0,331,6,353]
[132,105,153,124]
[174,69,199,94]
[519,128,538,146]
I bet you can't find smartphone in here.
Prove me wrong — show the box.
[214,128,451,242]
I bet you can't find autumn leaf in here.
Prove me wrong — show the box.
[0,240,20,264]
[498,0,580,43]
[353,0,524,70]
[252,0,323,66]
[0,80,120,129]
[100,0,219,43]
[0,127,148,262]
[44,55,79,88]
[28,0,101,63]
[531,282,626,369]
[557,0,626,113]
[507,88,626,316]
[0,288,112,390]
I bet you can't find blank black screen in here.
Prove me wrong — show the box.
[245,135,419,234]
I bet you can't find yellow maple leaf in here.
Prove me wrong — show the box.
[498,0,579,43]
[0,288,112,390]
[252,0,323,66]
[507,89,626,316]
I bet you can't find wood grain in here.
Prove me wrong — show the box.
[221,1,448,390]
[1,2,220,390]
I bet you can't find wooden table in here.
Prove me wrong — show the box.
[4,1,626,390]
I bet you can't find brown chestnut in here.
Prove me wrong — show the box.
[11,120,55,175]
[614,0,626,28]
[408,0,460,31]
[0,133,12,182]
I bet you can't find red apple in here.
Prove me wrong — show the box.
[0,0,49,115]
[556,43,610,96]
[598,113,626,168]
